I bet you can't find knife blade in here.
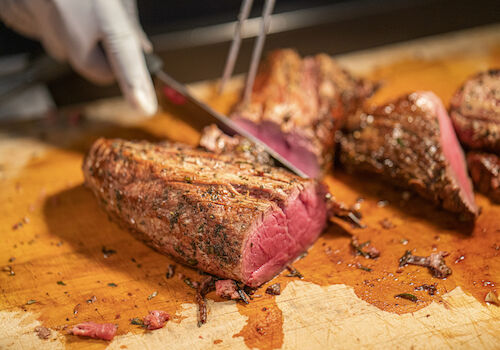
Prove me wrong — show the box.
[145,54,308,178]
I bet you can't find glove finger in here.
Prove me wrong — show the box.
[121,0,153,53]
[96,0,157,116]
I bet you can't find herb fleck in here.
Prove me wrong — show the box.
[57,281,66,286]
[107,283,118,287]
[357,264,372,272]
[394,293,418,302]
[130,317,144,326]
[148,291,158,300]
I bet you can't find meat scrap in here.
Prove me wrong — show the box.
[414,283,438,296]
[83,138,329,287]
[340,91,478,219]
[215,280,240,300]
[399,250,452,278]
[34,326,51,340]
[265,283,281,296]
[351,236,380,259]
[143,310,170,330]
[69,322,117,341]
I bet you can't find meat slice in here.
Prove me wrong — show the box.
[83,138,328,287]
[467,152,500,203]
[340,91,478,219]
[450,69,500,153]
[143,310,170,330]
[231,49,373,177]
[69,322,117,341]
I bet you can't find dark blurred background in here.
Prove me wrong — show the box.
[0,0,498,106]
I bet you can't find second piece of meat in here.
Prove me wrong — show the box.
[231,49,374,177]
[449,69,500,154]
[467,152,500,203]
[340,91,478,219]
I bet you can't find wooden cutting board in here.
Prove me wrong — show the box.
[1,24,499,350]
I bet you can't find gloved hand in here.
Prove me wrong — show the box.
[0,0,157,116]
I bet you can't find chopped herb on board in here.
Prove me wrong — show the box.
[394,293,418,302]
[130,317,144,326]
[357,264,372,272]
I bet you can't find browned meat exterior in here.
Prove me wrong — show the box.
[199,125,273,166]
[83,138,328,287]
[467,152,500,203]
[231,49,373,177]
[450,69,500,153]
[340,91,478,219]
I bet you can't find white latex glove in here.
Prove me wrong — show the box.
[0,0,158,116]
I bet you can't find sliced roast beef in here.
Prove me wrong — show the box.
[450,69,500,154]
[231,49,373,177]
[83,138,328,287]
[340,91,478,219]
[467,152,500,203]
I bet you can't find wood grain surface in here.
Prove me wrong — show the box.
[0,25,499,349]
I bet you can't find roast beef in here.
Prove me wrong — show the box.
[83,138,328,287]
[231,49,373,177]
[340,91,478,219]
[467,152,500,203]
[450,69,500,154]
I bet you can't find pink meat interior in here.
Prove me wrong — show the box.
[421,91,477,213]
[233,118,320,177]
[241,183,327,287]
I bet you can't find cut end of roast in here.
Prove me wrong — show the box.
[233,118,320,177]
[419,91,478,217]
[241,182,327,287]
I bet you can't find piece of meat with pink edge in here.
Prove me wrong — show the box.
[143,310,170,330]
[340,91,478,219]
[230,49,374,177]
[69,322,117,341]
